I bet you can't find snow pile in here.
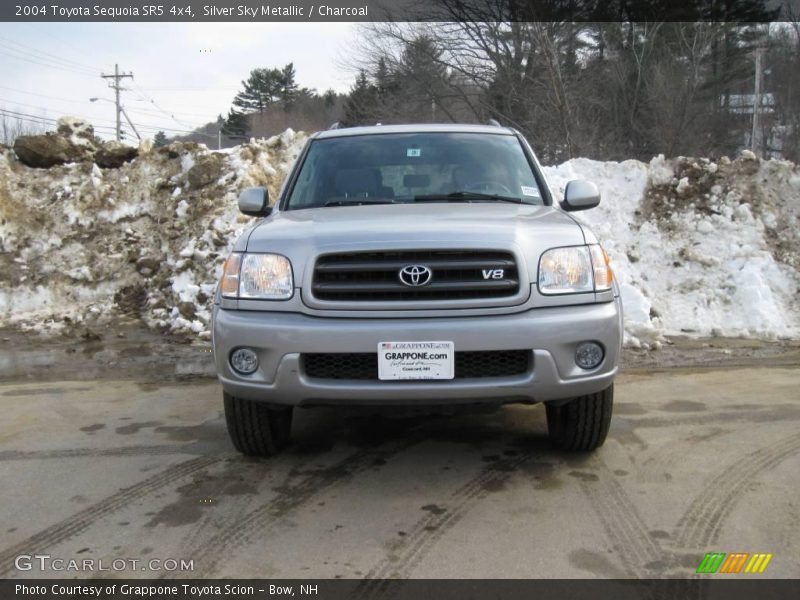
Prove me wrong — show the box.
[57,116,96,147]
[1,125,799,347]
[0,127,306,339]
[544,154,800,347]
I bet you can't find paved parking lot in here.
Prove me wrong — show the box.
[0,354,798,580]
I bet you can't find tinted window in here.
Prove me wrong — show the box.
[285,132,544,209]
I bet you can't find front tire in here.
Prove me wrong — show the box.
[224,393,293,456]
[546,384,613,451]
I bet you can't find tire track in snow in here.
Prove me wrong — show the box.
[0,444,192,461]
[673,432,800,549]
[0,456,219,576]
[354,450,546,597]
[188,436,424,577]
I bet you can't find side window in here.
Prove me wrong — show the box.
[290,154,318,207]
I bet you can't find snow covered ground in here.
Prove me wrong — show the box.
[1,123,798,347]
[544,154,800,347]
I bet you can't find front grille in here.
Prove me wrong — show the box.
[312,250,519,301]
[303,350,532,381]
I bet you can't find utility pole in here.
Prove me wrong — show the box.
[751,24,770,157]
[101,64,133,142]
[751,46,763,156]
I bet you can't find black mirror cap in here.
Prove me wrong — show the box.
[561,180,601,212]
[238,187,271,216]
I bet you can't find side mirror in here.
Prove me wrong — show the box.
[238,187,272,217]
[561,180,600,211]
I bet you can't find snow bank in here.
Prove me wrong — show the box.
[1,129,798,347]
[0,129,306,339]
[544,154,800,347]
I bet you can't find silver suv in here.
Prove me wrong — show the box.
[212,124,622,456]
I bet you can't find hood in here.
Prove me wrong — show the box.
[245,203,586,282]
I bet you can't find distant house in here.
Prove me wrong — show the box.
[722,93,775,115]
[721,93,780,156]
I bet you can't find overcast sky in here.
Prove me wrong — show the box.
[0,22,357,141]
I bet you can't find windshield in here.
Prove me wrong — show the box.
[284,132,545,210]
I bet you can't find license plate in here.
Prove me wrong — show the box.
[378,341,454,381]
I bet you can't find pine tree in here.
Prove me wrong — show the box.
[323,89,337,109]
[222,109,249,138]
[280,63,300,107]
[153,130,168,148]
[390,35,451,123]
[232,67,284,113]
[343,70,378,126]
[375,57,390,93]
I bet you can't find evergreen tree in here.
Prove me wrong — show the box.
[232,67,285,113]
[343,70,378,126]
[323,89,337,109]
[390,35,451,123]
[375,57,393,99]
[222,108,249,138]
[231,63,314,115]
[280,63,300,107]
[153,130,168,148]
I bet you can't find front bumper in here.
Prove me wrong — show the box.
[212,299,622,407]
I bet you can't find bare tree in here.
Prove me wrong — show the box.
[1,112,44,145]
[350,13,794,161]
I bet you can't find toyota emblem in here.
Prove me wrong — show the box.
[398,265,433,287]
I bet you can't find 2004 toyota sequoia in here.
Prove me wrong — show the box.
[212,123,622,456]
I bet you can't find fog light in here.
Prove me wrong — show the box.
[575,342,604,370]
[230,348,258,374]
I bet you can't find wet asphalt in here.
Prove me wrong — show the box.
[0,344,798,580]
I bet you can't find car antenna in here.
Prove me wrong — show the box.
[486,119,502,127]
[328,122,342,130]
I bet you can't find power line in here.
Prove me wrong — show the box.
[0,38,101,75]
[0,35,104,71]
[0,97,212,137]
[0,85,220,121]
[0,110,117,132]
[0,108,116,131]
[0,85,93,105]
[0,48,99,78]
[130,123,214,135]
[0,44,97,75]
[1,107,226,150]
[1,89,225,140]
[0,98,120,126]
[123,106,217,120]
[0,108,56,124]
[136,86,239,92]
[46,31,116,73]
[130,79,198,130]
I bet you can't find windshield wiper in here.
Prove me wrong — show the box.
[413,191,524,204]
[323,199,395,207]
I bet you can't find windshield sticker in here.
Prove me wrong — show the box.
[521,186,540,197]
[406,148,421,157]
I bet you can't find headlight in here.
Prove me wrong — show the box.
[538,244,612,295]
[220,252,294,300]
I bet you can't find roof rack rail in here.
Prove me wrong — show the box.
[328,122,342,130]
[486,118,502,127]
